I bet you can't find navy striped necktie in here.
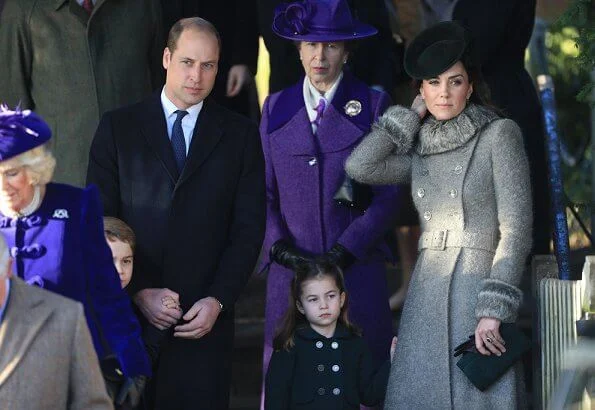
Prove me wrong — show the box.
[172,110,188,173]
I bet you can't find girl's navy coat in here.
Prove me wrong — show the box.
[265,325,389,409]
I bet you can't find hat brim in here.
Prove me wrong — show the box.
[404,22,468,80]
[272,17,377,42]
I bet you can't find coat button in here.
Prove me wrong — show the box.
[454,164,463,174]
[332,364,340,372]
[331,341,339,349]
[316,341,323,349]
[449,189,458,198]
[423,211,432,221]
[318,388,326,396]
[333,388,341,395]
[417,188,425,198]
[317,364,325,372]
[421,169,429,176]
[308,157,317,166]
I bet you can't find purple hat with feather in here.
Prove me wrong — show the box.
[272,0,377,42]
[0,105,51,161]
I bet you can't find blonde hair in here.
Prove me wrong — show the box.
[0,143,56,186]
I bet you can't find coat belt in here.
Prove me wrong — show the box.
[418,229,498,252]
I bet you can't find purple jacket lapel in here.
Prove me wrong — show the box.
[267,71,374,156]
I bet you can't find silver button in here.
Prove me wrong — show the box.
[454,164,463,174]
[317,364,325,372]
[417,188,425,198]
[332,364,340,372]
[423,211,432,221]
[449,189,457,198]
[318,388,326,396]
[308,158,317,166]
[333,388,341,395]
[316,341,323,349]
[331,341,339,349]
[421,169,429,176]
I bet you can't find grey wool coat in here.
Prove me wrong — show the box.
[0,0,164,187]
[345,104,532,409]
[0,277,113,410]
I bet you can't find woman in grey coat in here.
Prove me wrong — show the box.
[345,22,532,409]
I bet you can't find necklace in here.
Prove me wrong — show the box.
[4,185,42,218]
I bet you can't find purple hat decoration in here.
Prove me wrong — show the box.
[272,0,377,42]
[0,105,52,161]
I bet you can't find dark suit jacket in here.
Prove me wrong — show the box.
[86,93,265,409]
[161,0,259,118]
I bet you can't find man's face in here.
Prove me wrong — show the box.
[163,28,219,109]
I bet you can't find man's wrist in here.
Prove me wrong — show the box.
[211,297,224,312]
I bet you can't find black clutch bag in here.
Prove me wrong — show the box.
[333,175,373,211]
[453,323,531,391]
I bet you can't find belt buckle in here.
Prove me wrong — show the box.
[430,230,447,250]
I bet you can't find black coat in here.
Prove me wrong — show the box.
[453,0,549,254]
[86,93,266,409]
[265,325,390,410]
[257,0,399,96]
[161,0,259,118]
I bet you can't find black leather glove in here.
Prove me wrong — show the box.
[270,240,312,270]
[115,375,146,408]
[322,243,356,270]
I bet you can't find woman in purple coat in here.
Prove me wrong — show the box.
[261,0,400,403]
[0,106,150,402]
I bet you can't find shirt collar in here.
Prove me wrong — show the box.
[160,87,204,122]
[303,71,343,113]
[0,277,11,324]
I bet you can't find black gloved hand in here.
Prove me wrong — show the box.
[270,240,312,270]
[115,375,146,408]
[322,243,356,271]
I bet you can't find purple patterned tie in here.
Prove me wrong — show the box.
[312,98,326,130]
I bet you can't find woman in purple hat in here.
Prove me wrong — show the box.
[0,105,150,406]
[260,0,400,405]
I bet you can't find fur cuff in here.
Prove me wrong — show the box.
[475,279,523,322]
[375,105,419,154]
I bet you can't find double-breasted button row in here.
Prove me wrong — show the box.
[316,340,340,349]
[316,363,340,372]
[317,387,342,396]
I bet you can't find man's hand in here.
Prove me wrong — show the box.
[134,288,182,330]
[226,65,251,97]
[174,297,222,339]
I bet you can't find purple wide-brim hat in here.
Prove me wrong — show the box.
[272,0,377,42]
[0,105,51,161]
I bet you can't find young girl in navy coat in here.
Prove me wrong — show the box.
[265,260,396,409]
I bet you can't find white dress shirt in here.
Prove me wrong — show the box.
[303,71,343,134]
[161,88,204,155]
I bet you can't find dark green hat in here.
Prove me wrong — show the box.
[404,21,469,80]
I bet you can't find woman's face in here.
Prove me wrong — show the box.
[0,166,35,212]
[299,41,348,93]
[420,61,473,121]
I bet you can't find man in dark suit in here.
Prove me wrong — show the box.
[87,17,265,409]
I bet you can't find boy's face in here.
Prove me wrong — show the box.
[106,238,133,288]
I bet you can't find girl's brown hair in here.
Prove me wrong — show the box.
[272,259,360,351]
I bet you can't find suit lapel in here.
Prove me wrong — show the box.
[141,95,180,183]
[177,99,223,187]
[0,278,53,387]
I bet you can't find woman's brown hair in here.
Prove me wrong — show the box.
[272,258,360,351]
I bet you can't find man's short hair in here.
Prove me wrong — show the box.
[104,217,136,253]
[166,17,222,55]
[0,232,9,278]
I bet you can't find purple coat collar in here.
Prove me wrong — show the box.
[267,70,372,134]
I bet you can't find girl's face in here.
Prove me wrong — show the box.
[106,238,134,288]
[297,275,345,338]
[420,61,473,121]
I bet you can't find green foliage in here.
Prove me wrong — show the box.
[554,0,595,103]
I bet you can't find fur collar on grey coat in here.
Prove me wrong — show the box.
[417,103,499,155]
